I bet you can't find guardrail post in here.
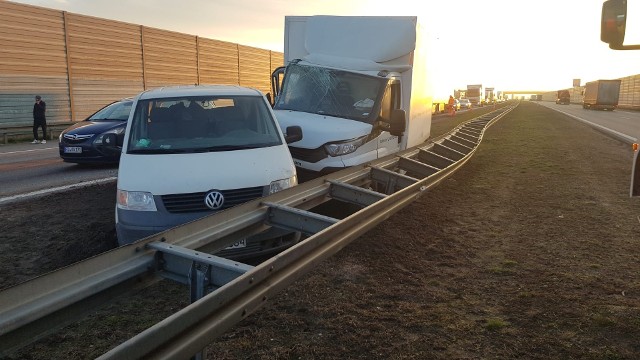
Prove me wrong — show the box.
[188,262,209,360]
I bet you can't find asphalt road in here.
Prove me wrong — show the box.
[0,140,117,202]
[538,101,640,143]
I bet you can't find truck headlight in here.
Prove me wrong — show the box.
[269,175,298,194]
[117,190,157,211]
[94,127,124,145]
[324,136,368,157]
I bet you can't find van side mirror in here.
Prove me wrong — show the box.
[98,133,120,155]
[284,126,302,144]
[601,0,640,49]
[389,109,406,137]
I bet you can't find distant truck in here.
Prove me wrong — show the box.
[556,90,571,104]
[582,79,621,110]
[466,84,482,106]
[484,87,495,104]
[271,16,431,177]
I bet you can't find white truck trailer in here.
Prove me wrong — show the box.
[466,84,483,106]
[271,16,431,178]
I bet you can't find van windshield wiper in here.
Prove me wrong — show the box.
[127,148,195,154]
[128,143,279,154]
[200,145,262,152]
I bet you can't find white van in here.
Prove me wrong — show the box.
[105,85,302,258]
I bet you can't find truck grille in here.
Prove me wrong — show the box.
[288,146,328,163]
[161,186,265,214]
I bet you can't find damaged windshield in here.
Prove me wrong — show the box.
[274,63,387,124]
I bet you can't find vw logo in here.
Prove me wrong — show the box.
[204,191,224,210]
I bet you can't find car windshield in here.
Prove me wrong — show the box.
[88,101,132,121]
[127,95,282,154]
[274,63,387,124]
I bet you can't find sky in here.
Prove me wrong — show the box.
[10,0,640,99]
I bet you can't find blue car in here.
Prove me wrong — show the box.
[58,99,133,164]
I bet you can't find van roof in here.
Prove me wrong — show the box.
[138,85,263,99]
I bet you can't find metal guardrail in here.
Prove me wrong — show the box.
[0,105,517,358]
[0,123,74,144]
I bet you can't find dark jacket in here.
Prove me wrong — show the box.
[33,101,46,121]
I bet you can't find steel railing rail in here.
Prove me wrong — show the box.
[0,104,517,358]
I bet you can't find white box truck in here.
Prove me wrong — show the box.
[271,16,431,178]
[466,84,483,106]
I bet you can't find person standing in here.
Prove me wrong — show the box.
[448,95,456,117]
[32,95,47,144]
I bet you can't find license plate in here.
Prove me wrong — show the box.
[225,239,246,249]
[64,147,82,154]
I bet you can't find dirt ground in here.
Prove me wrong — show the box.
[2,101,640,359]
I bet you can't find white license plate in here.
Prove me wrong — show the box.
[225,239,246,249]
[64,147,82,154]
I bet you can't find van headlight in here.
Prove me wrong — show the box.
[269,175,298,194]
[94,127,124,145]
[324,135,368,157]
[117,190,157,211]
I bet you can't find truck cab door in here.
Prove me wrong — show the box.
[376,81,402,158]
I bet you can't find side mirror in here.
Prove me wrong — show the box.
[98,133,120,154]
[104,133,118,146]
[602,0,640,49]
[389,109,406,137]
[284,126,303,144]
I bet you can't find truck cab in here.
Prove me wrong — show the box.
[272,61,405,178]
[270,16,430,179]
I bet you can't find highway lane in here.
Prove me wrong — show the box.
[0,140,117,201]
[1,102,636,202]
[538,102,640,143]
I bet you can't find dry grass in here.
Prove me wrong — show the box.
[4,101,640,359]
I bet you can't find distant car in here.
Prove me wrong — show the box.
[58,99,133,164]
[459,98,472,109]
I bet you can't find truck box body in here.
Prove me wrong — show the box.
[556,90,571,104]
[582,79,622,110]
[466,84,482,106]
[273,16,430,176]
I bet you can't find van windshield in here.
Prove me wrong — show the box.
[127,95,282,154]
[274,63,387,124]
